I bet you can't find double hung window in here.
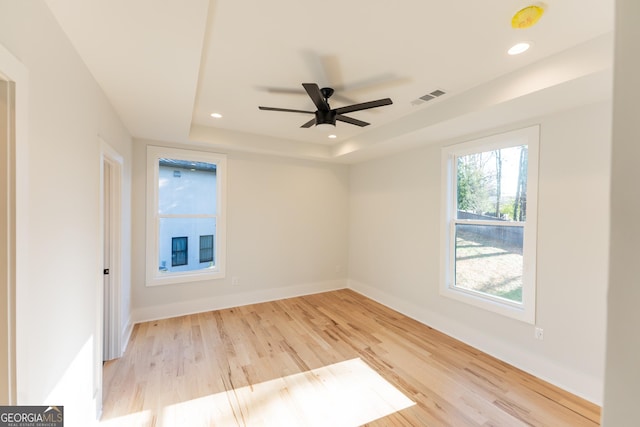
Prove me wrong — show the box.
[441,126,539,323]
[146,146,226,286]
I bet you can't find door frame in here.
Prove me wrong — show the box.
[0,60,16,408]
[0,43,27,406]
[97,138,123,415]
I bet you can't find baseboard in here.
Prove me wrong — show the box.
[347,279,603,406]
[131,279,347,325]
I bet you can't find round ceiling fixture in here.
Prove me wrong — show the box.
[511,5,545,29]
[210,112,223,119]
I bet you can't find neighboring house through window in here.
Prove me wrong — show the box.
[146,146,227,286]
[440,126,539,323]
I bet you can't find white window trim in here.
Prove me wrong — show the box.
[146,146,227,286]
[440,126,539,324]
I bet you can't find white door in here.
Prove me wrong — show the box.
[103,160,112,361]
[101,153,122,362]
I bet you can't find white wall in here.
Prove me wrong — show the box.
[602,0,640,424]
[131,139,350,322]
[0,1,132,424]
[348,101,611,404]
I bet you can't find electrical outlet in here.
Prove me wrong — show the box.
[232,276,239,286]
[534,327,544,340]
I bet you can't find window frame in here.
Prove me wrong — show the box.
[146,146,227,286]
[440,126,539,323]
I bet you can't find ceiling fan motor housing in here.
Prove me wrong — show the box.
[315,109,337,126]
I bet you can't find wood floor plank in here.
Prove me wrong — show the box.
[101,290,600,426]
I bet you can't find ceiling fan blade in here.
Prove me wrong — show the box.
[302,83,329,111]
[260,86,306,96]
[300,118,316,128]
[334,98,393,115]
[263,88,356,105]
[337,73,411,93]
[258,106,315,114]
[330,93,359,105]
[336,114,369,127]
[260,85,358,105]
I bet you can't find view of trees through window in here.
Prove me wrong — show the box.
[456,145,528,221]
[454,145,528,303]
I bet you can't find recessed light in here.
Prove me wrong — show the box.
[328,134,337,139]
[210,112,223,119]
[508,42,531,55]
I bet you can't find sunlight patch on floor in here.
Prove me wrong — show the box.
[161,358,415,426]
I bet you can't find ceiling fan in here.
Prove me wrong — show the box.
[258,83,392,128]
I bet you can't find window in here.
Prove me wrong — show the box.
[199,235,214,263]
[171,237,188,266]
[146,146,226,286]
[440,126,539,323]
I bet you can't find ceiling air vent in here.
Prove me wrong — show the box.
[419,89,446,102]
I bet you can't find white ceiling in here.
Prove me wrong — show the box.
[45,0,614,163]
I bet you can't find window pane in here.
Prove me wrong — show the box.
[159,217,216,273]
[456,146,528,221]
[199,235,214,263]
[455,224,523,303]
[158,158,217,215]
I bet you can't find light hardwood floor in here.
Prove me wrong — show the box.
[101,289,600,426]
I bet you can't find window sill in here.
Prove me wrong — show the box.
[439,284,535,324]
[146,269,225,287]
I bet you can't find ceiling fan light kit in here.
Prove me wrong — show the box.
[315,123,336,132]
[259,83,392,129]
